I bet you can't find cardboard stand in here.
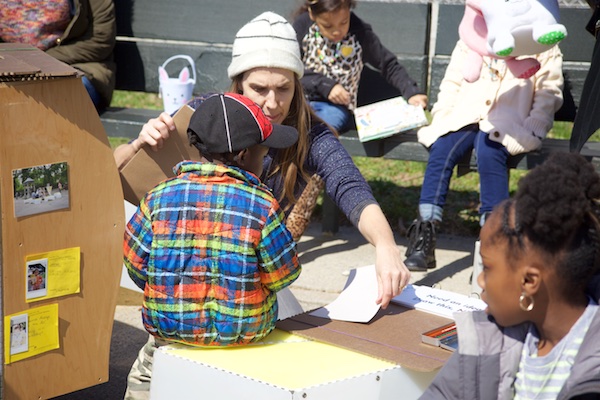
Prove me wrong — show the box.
[0,44,124,398]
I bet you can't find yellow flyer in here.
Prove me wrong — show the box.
[25,247,80,302]
[4,303,60,364]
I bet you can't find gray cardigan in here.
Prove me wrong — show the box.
[421,282,600,399]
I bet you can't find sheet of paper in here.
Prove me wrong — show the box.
[309,265,380,323]
[25,247,80,302]
[4,303,60,364]
[392,284,486,319]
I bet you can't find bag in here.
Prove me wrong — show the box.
[158,55,196,114]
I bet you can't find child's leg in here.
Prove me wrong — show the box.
[124,335,169,400]
[406,125,478,271]
[474,131,510,221]
[419,125,479,219]
[309,101,353,133]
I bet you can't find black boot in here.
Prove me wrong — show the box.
[404,219,437,271]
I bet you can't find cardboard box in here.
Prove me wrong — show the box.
[150,329,439,400]
[119,105,199,204]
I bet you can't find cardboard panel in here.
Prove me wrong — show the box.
[277,304,454,372]
[0,47,124,399]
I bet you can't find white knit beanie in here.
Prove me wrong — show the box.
[228,11,304,79]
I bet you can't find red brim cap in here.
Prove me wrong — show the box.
[188,93,299,154]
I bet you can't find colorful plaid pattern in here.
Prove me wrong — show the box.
[124,161,300,347]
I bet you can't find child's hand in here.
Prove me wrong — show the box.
[328,84,351,106]
[408,94,428,109]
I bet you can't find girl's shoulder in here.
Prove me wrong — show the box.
[349,12,372,33]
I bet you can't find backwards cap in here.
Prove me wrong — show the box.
[187,92,299,155]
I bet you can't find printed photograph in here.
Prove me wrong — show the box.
[26,260,48,300]
[13,162,69,218]
[10,314,28,355]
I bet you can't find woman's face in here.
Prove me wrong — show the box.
[240,67,295,125]
[477,211,527,327]
[309,6,351,43]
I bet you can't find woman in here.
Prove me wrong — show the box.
[114,11,409,311]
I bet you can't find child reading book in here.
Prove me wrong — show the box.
[292,0,428,133]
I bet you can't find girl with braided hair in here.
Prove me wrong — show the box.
[422,151,600,399]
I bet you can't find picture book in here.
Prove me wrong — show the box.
[353,96,428,142]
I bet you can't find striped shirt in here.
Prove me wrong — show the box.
[514,300,599,399]
[124,161,301,347]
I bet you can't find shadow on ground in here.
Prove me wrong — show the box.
[51,320,147,400]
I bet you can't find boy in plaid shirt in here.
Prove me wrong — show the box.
[124,93,301,399]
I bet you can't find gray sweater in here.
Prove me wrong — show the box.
[421,282,600,400]
[262,122,377,226]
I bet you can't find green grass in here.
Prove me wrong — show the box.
[108,90,596,237]
[112,90,163,110]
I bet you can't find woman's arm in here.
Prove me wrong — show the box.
[357,204,411,308]
[47,0,116,64]
[307,124,410,308]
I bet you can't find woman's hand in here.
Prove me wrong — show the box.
[113,112,177,170]
[135,112,176,152]
[357,204,411,309]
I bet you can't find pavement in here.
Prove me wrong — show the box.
[53,221,478,400]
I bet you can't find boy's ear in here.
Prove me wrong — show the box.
[233,149,247,163]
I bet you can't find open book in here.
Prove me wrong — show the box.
[353,96,428,142]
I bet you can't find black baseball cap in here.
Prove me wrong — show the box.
[187,92,299,154]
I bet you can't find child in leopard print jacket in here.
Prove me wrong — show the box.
[292,0,428,133]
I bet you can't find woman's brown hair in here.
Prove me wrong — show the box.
[230,74,313,209]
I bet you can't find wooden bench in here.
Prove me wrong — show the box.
[102,0,600,234]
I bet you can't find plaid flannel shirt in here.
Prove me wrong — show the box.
[124,161,300,347]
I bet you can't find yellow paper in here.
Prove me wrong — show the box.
[4,303,60,364]
[164,329,395,388]
[25,247,80,302]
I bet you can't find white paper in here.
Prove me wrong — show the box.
[309,265,380,323]
[391,284,486,319]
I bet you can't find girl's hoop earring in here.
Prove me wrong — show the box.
[519,292,534,312]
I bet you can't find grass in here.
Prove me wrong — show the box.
[108,90,593,237]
